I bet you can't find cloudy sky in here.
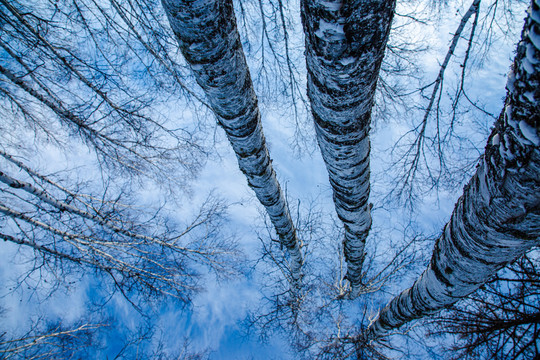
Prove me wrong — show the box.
[0,0,528,358]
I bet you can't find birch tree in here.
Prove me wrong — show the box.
[160,0,304,289]
[393,0,482,203]
[428,249,540,359]
[0,150,238,305]
[390,0,530,205]
[0,321,101,360]
[0,0,207,182]
[301,0,395,298]
[366,0,540,339]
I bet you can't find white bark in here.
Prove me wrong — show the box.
[301,0,395,297]
[0,170,207,253]
[0,150,238,301]
[161,0,303,287]
[368,0,540,337]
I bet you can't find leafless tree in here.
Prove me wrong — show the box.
[235,0,312,152]
[0,321,102,360]
[2,0,537,358]
[0,0,210,184]
[365,0,539,341]
[161,0,304,290]
[427,249,540,360]
[0,307,214,360]
[392,0,482,202]
[390,0,530,205]
[0,150,240,306]
[247,201,425,360]
[300,0,396,298]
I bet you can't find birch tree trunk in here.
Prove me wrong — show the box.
[161,0,303,287]
[368,0,540,337]
[301,0,395,298]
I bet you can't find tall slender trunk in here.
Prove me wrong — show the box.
[368,0,540,337]
[301,0,395,297]
[161,0,303,287]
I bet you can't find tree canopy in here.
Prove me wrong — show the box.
[0,0,538,358]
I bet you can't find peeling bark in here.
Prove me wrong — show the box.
[161,0,303,287]
[368,0,540,337]
[301,0,395,297]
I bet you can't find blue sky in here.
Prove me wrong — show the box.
[0,0,529,358]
